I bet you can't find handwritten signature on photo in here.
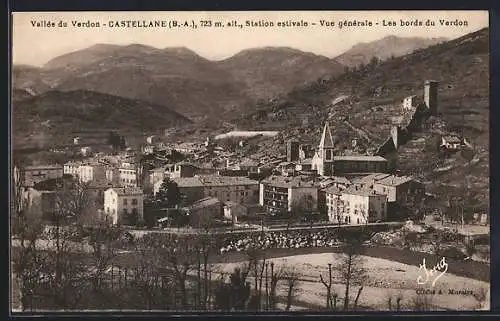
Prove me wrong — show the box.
[416,257,448,287]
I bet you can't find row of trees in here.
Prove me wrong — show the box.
[12,173,484,311]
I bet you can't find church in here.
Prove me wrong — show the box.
[311,122,335,176]
[311,122,389,177]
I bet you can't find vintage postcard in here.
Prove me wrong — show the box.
[10,11,490,312]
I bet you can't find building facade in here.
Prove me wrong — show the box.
[119,163,138,187]
[286,139,300,162]
[158,175,260,205]
[325,186,387,224]
[79,164,107,183]
[63,162,82,179]
[103,187,144,225]
[259,176,319,215]
[22,164,64,187]
[332,156,389,176]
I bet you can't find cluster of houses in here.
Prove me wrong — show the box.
[20,80,477,228]
[17,117,427,228]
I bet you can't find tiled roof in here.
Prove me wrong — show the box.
[173,175,259,188]
[198,175,259,187]
[375,175,414,187]
[108,187,143,196]
[188,197,221,210]
[343,186,385,197]
[442,135,462,143]
[262,175,318,188]
[333,155,387,162]
[24,164,63,170]
[324,186,343,195]
[351,173,391,185]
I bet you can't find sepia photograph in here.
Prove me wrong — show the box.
[10,10,490,313]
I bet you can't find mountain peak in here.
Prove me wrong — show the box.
[335,35,449,67]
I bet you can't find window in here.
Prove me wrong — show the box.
[106,207,110,213]
[132,208,138,215]
[123,199,128,205]
[132,198,138,205]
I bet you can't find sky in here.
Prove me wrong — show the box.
[12,11,488,66]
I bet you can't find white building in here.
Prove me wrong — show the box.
[146,135,159,145]
[325,186,387,224]
[119,162,138,187]
[259,175,319,215]
[79,164,107,183]
[402,95,417,111]
[440,135,463,150]
[63,162,82,179]
[80,146,92,157]
[103,187,144,225]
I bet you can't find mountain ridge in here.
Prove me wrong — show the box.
[335,35,448,68]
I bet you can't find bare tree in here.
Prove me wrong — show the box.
[335,226,373,311]
[39,179,93,308]
[130,240,163,310]
[11,175,46,311]
[268,262,284,311]
[411,294,434,311]
[282,265,301,311]
[319,263,336,310]
[387,292,403,311]
[246,245,267,311]
[86,222,122,292]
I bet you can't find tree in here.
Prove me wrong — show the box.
[335,227,373,311]
[411,294,433,311]
[86,223,123,292]
[268,262,283,310]
[387,292,403,311]
[107,131,121,153]
[368,56,380,69]
[214,266,252,311]
[290,194,315,220]
[155,178,181,208]
[11,174,46,311]
[42,180,93,308]
[282,265,301,311]
[119,136,127,151]
[320,263,337,310]
[130,239,164,310]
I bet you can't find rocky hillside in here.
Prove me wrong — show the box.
[335,35,448,68]
[234,28,489,210]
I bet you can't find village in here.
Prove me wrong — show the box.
[15,80,483,234]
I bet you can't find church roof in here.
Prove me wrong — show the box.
[319,122,335,149]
